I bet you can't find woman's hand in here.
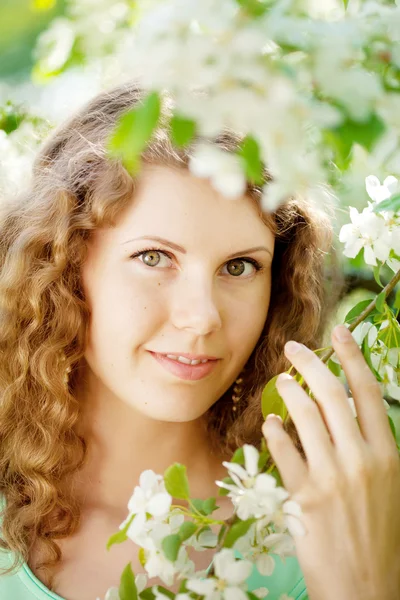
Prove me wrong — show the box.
[262,324,400,600]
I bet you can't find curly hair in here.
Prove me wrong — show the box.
[0,83,343,587]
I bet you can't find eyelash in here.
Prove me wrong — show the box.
[129,247,265,276]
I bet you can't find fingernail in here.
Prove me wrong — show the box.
[277,372,292,384]
[334,325,352,343]
[285,341,302,355]
[266,413,283,422]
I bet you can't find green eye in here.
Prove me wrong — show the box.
[227,259,246,276]
[142,250,162,267]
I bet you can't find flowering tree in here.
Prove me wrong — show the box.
[0,1,400,599]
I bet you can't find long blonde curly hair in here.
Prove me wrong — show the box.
[0,83,342,587]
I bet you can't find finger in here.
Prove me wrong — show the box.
[274,374,337,474]
[284,340,364,455]
[262,414,308,495]
[332,324,397,456]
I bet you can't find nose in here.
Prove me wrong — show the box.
[170,274,222,336]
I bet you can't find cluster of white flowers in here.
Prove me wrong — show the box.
[2,0,400,211]
[339,175,400,272]
[352,320,400,401]
[98,446,301,600]
[0,118,50,198]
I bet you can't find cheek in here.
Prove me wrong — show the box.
[229,282,271,351]
[86,275,168,354]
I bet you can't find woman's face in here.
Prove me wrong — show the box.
[81,163,275,422]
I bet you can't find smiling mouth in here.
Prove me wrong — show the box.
[149,351,220,381]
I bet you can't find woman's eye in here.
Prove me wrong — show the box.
[136,250,171,268]
[223,259,260,277]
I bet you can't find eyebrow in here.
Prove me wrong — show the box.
[122,236,273,259]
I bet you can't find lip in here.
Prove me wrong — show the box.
[155,352,219,361]
[149,351,219,381]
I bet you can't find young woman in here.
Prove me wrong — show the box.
[0,84,399,600]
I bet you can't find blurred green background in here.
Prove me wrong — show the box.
[0,0,65,79]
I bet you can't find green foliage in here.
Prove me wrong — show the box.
[375,290,387,313]
[179,521,198,541]
[394,287,400,311]
[237,135,264,185]
[373,193,400,214]
[140,586,175,600]
[190,497,219,516]
[231,447,245,465]
[235,0,270,18]
[327,359,342,377]
[119,563,138,600]
[107,513,135,550]
[0,103,24,134]
[223,518,256,548]
[161,520,198,562]
[261,374,288,421]
[325,114,386,171]
[163,463,190,500]
[108,91,161,174]
[373,263,385,289]
[170,114,196,147]
[162,533,182,562]
[344,299,376,324]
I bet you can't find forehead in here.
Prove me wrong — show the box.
[112,163,275,250]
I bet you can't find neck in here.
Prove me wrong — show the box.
[69,372,230,520]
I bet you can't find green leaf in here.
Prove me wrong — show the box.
[373,263,385,289]
[344,299,374,324]
[380,320,400,349]
[202,497,219,515]
[178,580,190,594]
[218,524,227,545]
[235,0,269,18]
[190,498,205,514]
[343,0,349,8]
[326,114,385,171]
[164,463,190,499]
[394,287,400,311]
[257,450,270,471]
[372,193,400,214]
[261,375,288,421]
[178,521,197,541]
[223,518,256,548]
[328,359,342,377]
[376,290,387,313]
[388,415,397,443]
[108,91,161,174]
[237,135,264,185]
[247,593,261,600]
[362,336,383,382]
[119,563,138,600]
[107,513,135,550]
[170,114,196,147]
[153,586,175,600]
[139,589,156,600]
[162,533,182,562]
[231,447,245,465]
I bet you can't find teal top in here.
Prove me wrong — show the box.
[0,497,308,600]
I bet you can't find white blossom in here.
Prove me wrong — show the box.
[186,548,252,600]
[339,205,392,266]
[189,142,247,199]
